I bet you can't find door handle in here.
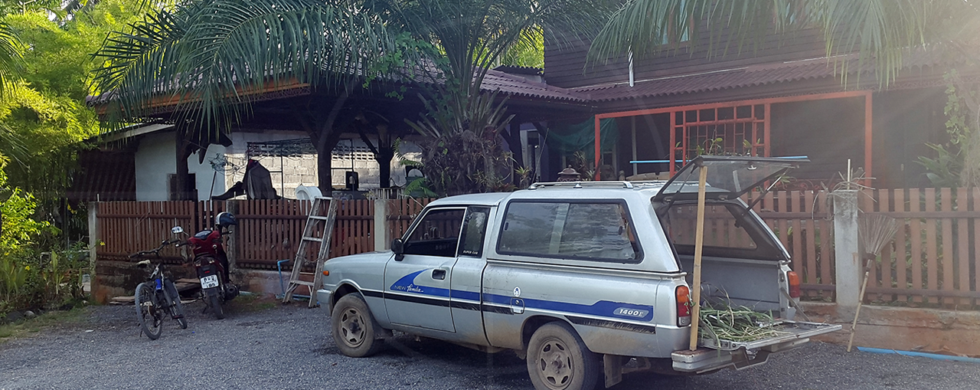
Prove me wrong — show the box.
[431,269,447,280]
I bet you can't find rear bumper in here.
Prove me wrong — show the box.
[671,337,807,373]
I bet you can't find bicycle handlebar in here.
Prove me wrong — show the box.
[128,239,185,260]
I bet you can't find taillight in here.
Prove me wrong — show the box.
[676,285,691,327]
[787,271,801,298]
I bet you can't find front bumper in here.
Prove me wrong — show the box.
[316,289,333,311]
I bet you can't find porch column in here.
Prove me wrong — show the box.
[864,93,873,187]
[594,116,601,180]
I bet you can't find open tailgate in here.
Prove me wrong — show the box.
[699,320,842,351]
[672,320,842,373]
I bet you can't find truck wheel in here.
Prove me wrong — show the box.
[526,322,599,390]
[332,294,383,357]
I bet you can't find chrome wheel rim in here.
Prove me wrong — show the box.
[535,337,573,389]
[339,308,366,347]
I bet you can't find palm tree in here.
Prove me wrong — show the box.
[0,22,24,165]
[369,0,610,193]
[92,0,611,194]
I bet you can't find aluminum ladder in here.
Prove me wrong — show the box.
[282,196,338,307]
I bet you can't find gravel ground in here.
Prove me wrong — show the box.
[2,297,979,390]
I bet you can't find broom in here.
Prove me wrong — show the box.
[847,214,899,352]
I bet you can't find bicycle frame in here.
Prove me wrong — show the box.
[131,237,188,339]
[146,264,177,313]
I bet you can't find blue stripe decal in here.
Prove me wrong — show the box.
[389,269,450,298]
[389,269,653,322]
[484,293,654,321]
[450,289,481,301]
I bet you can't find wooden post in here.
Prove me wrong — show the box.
[374,195,389,251]
[87,202,99,302]
[689,164,708,351]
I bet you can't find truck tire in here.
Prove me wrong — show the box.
[526,322,599,390]
[332,293,383,357]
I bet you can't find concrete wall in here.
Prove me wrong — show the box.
[134,132,177,201]
[804,303,980,358]
[208,132,422,199]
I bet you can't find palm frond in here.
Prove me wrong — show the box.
[92,0,397,145]
[0,22,24,100]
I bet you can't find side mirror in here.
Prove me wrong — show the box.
[172,226,184,235]
[391,238,405,261]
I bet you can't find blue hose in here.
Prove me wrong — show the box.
[857,347,980,364]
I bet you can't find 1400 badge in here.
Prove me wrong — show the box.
[614,307,649,318]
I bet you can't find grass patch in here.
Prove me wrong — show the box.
[0,307,89,343]
[227,293,279,313]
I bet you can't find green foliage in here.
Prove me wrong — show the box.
[918,144,962,188]
[0,0,152,316]
[408,91,515,195]
[918,70,976,188]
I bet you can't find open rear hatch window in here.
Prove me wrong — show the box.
[653,156,807,202]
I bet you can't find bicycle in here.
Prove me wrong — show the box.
[130,237,188,340]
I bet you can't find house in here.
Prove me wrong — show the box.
[79,68,592,202]
[79,24,958,203]
[541,27,954,189]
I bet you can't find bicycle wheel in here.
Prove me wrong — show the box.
[164,280,188,329]
[134,282,163,340]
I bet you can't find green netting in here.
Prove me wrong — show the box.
[547,117,618,160]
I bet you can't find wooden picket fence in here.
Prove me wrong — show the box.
[859,188,980,308]
[97,199,378,269]
[94,188,980,308]
[96,202,196,263]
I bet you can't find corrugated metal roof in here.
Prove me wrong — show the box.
[570,49,947,102]
[481,70,589,102]
[89,49,950,110]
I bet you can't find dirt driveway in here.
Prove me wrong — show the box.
[2,297,979,390]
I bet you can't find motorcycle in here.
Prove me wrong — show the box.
[178,212,239,319]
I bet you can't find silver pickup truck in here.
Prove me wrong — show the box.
[317,156,840,390]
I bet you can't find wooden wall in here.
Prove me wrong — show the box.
[545,26,826,89]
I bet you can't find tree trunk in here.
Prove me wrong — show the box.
[316,145,336,192]
[309,90,350,193]
[505,119,525,185]
[377,146,395,188]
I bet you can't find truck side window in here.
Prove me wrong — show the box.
[404,208,465,257]
[497,201,641,262]
[559,203,639,260]
[458,207,490,257]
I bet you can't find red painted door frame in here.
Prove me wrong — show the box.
[593,90,873,185]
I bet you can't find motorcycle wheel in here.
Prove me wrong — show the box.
[165,280,188,329]
[134,282,163,340]
[208,290,225,320]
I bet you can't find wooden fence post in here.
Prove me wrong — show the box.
[833,190,861,309]
[226,201,239,272]
[87,202,99,299]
